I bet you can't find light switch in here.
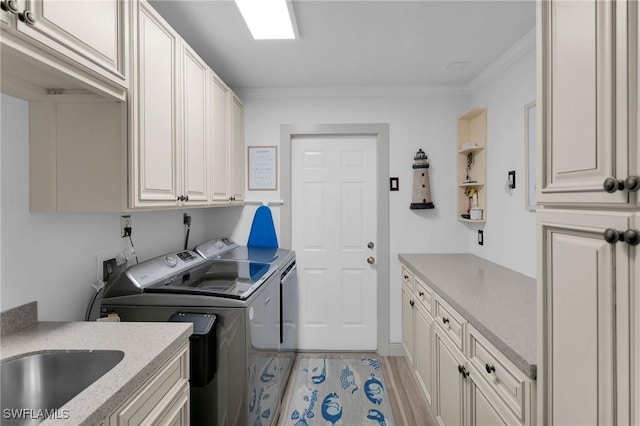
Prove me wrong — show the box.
[508,170,516,189]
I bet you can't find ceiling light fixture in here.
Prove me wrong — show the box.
[234,0,296,40]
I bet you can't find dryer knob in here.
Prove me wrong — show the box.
[164,256,178,268]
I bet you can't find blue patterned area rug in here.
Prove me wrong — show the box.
[283,357,396,426]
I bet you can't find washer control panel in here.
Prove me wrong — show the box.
[126,250,206,288]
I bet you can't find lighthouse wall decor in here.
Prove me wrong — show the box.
[410,149,434,209]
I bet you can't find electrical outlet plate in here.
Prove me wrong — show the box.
[121,215,131,237]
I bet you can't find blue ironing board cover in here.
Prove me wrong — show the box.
[247,205,279,249]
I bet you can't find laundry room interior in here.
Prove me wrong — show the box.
[1,1,637,425]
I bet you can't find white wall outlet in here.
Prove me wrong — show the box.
[121,215,131,237]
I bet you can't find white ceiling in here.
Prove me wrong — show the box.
[149,0,535,91]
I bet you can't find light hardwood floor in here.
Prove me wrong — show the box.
[277,353,437,426]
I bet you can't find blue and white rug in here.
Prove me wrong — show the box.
[284,357,396,426]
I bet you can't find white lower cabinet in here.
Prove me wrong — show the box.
[107,343,190,425]
[538,209,631,425]
[400,264,536,426]
[433,325,466,426]
[414,304,433,405]
[401,283,415,367]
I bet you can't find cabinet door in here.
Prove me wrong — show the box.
[132,1,179,207]
[16,0,128,86]
[230,92,245,202]
[468,375,519,426]
[210,71,230,202]
[181,42,208,205]
[433,326,466,426]
[401,286,414,366]
[537,0,629,205]
[538,210,631,425]
[414,305,433,405]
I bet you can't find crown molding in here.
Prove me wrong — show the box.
[468,27,536,94]
[237,84,470,99]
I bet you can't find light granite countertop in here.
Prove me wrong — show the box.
[398,253,536,379]
[1,321,192,425]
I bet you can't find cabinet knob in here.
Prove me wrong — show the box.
[485,364,496,374]
[418,291,424,297]
[0,0,19,13]
[457,365,469,378]
[409,300,415,308]
[18,9,35,25]
[604,228,622,244]
[403,275,409,280]
[184,195,189,202]
[625,176,640,192]
[623,229,640,246]
[177,195,184,201]
[603,177,625,193]
[442,317,450,325]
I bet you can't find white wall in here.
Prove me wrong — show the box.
[469,47,537,277]
[0,94,211,320]
[228,94,472,344]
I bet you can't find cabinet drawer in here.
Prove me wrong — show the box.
[414,276,433,315]
[401,265,414,292]
[434,296,466,351]
[468,327,528,423]
[108,343,189,425]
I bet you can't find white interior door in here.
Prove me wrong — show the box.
[292,135,377,350]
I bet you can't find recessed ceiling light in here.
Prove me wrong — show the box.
[234,0,296,40]
[446,61,470,72]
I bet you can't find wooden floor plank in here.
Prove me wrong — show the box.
[277,353,436,426]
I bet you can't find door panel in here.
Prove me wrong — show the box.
[402,286,414,366]
[434,326,465,426]
[538,0,628,204]
[538,210,631,425]
[230,94,245,202]
[182,43,208,204]
[415,306,433,404]
[17,0,127,84]
[135,3,179,206]
[292,135,377,350]
[210,72,229,202]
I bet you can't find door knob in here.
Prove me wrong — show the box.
[368,242,375,249]
[625,176,640,192]
[367,256,375,265]
[603,177,625,193]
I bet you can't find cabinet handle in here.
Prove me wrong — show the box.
[604,228,622,244]
[457,365,469,378]
[603,177,625,193]
[409,300,415,308]
[0,0,19,14]
[418,291,424,297]
[485,364,496,374]
[18,9,35,25]
[403,274,409,280]
[625,176,640,192]
[604,228,640,246]
[623,229,640,246]
[442,317,450,325]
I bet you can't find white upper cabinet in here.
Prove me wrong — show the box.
[537,0,634,205]
[131,0,180,208]
[209,71,230,203]
[181,42,209,206]
[15,0,128,88]
[230,92,245,202]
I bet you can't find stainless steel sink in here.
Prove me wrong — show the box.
[1,350,124,425]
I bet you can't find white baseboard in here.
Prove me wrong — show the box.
[388,343,405,357]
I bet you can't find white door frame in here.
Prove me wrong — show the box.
[280,123,391,356]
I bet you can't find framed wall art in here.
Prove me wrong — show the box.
[248,146,278,190]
